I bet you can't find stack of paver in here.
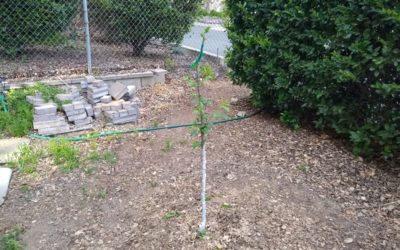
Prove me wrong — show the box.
[26,74,145,135]
[94,100,139,124]
[87,80,109,105]
[32,103,70,135]
[62,101,94,126]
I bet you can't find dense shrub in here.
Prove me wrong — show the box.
[226,1,400,158]
[0,0,78,56]
[90,0,201,55]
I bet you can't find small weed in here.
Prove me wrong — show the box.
[163,211,180,220]
[205,194,212,202]
[19,185,31,193]
[80,186,89,196]
[162,139,175,152]
[221,203,232,209]
[96,189,108,199]
[102,151,117,165]
[86,151,117,165]
[200,64,216,81]
[83,166,96,175]
[0,226,24,250]
[297,163,310,173]
[197,228,207,240]
[48,141,80,172]
[164,58,176,71]
[151,119,162,128]
[149,180,158,188]
[9,144,44,174]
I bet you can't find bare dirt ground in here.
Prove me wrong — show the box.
[1,42,219,83]
[0,76,399,249]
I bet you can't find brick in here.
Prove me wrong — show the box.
[72,101,85,110]
[65,108,86,117]
[104,111,119,119]
[80,81,88,89]
[88,85,108,93]
[119,110,129,117]
[33,114,58,122]
[112,115,137,125]
[33,117,67,129]
[87,91,109,100]
[109,82,128,100]
[38,124,70,136]
[92,80,106,87]
[85,106,94,117]
[101,104,111,111]
[62,103,74,112]
[34,103,57,115]
[100,95,112,104]
[85,75,96,83]
[127,108,138,116]
[26,96,45,106]
[110,102,122,111]
[74,117,93,126]
[94,112,103,119]
[127,85,137,97]
[67,113,87,122]
[122,102,132,109]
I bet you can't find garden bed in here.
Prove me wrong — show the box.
[0,76,398,249]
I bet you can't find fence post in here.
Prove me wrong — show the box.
[82,0,92,74]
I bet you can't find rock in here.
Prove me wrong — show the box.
[230,97,238,105]
[237,111,246,118]
[344,238,353,244]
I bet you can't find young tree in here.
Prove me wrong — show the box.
[187,27,228,237]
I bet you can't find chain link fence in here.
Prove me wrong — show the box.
[1,0,229,81]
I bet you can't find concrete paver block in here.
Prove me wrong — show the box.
[34,103,57,115]
[109,82,128,100]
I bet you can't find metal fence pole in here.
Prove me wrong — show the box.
[82,0,92,75]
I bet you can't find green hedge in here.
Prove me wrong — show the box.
[226,1,400,158]
[0,0,78,56]
[90,0,201,55]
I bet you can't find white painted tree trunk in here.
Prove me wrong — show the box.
[199,141,207,232]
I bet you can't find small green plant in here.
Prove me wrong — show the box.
[83,166,96,175]
[164,58,176,71]
[162,139,175,152]
[86,151,117,165]
[162,211,180,220]
[80,186,89,196]
[0,226,24,250]
[200,64,216,81]
[297,163,310,173]
[48,141,80,172]
[149,180,158,188]
[9,144,44,174]
[96,188,108,199]
[221,203,232,209]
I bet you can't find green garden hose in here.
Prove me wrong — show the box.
[30,111,261,141]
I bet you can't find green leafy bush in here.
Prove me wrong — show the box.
[0,0,78,56]
[226,0,400,158]
[90,0,201,55]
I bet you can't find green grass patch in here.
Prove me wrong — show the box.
[162,211,180,220]
[86,151,117,165]
[8,144,45,174]
[0,226,24,250]
[48,141,80,172]
[162,139,175,152]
